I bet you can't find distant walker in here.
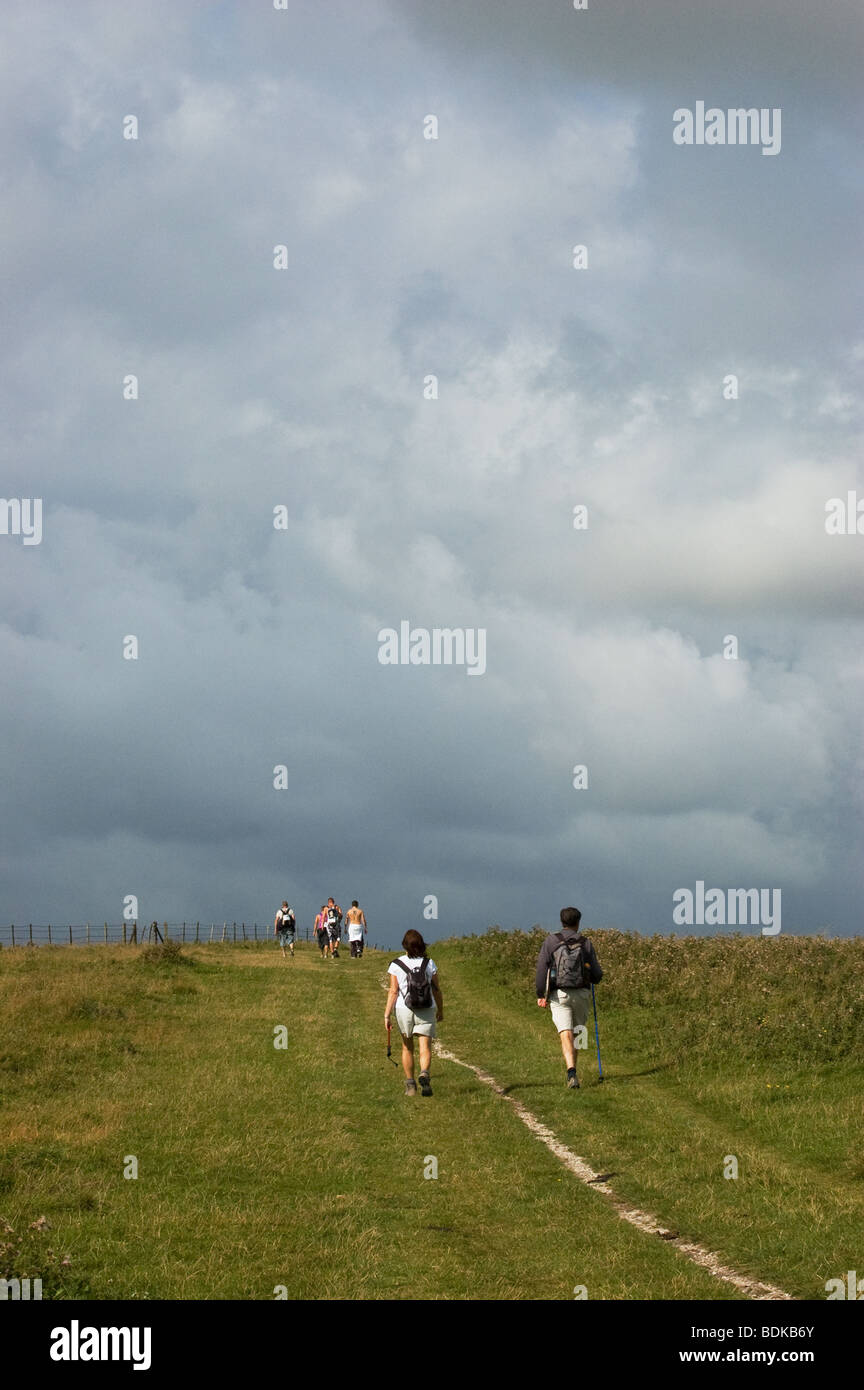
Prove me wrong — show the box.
[345,900,367,957]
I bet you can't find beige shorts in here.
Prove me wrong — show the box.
[395,1002,437,1038]
[548,987,590,1034]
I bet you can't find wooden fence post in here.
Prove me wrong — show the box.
[48,923,52,944]
[131,923,137,944]
[122,922,127,945]
[182,922,186,942]
[233,922,236,943]
[10,924,14,948]
[196,922,200,943]
[104,922,108,944]
[29,923,33,946]
[221,923,226,942]
[86,923,90,944]
[68,925,73,945]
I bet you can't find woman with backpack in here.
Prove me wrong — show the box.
[384,929,443,1096]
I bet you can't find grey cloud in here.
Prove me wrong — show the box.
[1,1,861,940]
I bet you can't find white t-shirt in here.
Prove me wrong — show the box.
[389,954,438,1005]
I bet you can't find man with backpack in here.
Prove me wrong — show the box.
[384,929,443,1096]
[325,898,343,958]
[535,907,603,1089]
[274,901,296,958]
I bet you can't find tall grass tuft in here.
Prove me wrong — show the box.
[137,939,193,968]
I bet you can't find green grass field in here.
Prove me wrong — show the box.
[1,930,862,1300]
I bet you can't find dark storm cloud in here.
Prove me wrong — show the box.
[1,0,861,941]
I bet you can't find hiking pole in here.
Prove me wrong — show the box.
[591,982,603,1083]
[386,1021,398,1066]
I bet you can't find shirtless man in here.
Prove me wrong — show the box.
[314,905,330,957]
[345,900,367,958]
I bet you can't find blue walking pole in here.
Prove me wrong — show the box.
[591,982,603,1083]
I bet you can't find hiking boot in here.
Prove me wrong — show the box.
[418,1071,433,1097]
[567,1070,580,1089]
[404,1079,418,1095]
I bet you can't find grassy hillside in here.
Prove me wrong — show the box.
[434,928,864,1296]
[447,926,864,1063]
[1,932,862,1300]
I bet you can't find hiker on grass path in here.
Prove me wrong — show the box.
[274,901,296,958]
[314,906,330,957]
[535,907,603,1089]
[325,898,343,958]
[346,900,367,958]
[384,930,443,1097]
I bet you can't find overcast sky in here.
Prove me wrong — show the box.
[1,0,862,945]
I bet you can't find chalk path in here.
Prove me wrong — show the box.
[434,1043,793,1301]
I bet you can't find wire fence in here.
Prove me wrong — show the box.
[0,922,381,950]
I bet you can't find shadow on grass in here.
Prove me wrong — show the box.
[609,1062,675,1080]
[497,1064,675,1093]
[499,1081,564,1095]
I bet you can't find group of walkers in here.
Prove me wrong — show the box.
[313,898,368,958]
[273,897,368,959]
[273,899,603,1097]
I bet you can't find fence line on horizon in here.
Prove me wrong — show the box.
[0,922,382,950]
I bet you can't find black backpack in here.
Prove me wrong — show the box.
[393,956,434,1010]
[551,932,592,991]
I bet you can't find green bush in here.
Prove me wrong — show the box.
[0,1217,90,1299]
[137,939,193,968]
